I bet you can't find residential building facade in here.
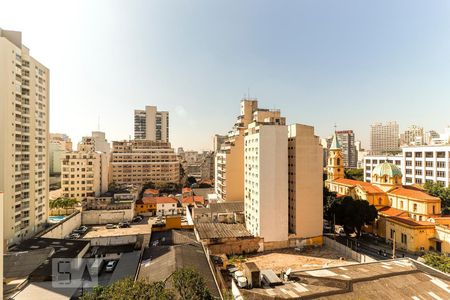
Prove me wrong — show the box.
[363,155,403,183]
[400,125,424,146]
[0,29,49,246]
[287,124,323,241]
[244,121,288,242]
[134,105,169,142]
[110,140,179,185]
[402,145,450,187]
[61,144,109,200]
[335,130,357,168]
[370,122,400,155]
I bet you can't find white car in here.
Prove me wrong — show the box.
[105,260,117,272]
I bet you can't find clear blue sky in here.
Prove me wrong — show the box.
[2,0,450,150]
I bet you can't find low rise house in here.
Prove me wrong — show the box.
[136,197,178,216]
[192,202,244,224]
[180,195,205,208]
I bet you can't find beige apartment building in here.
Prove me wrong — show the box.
[111,140,180,185]
[49,133,72,175]
[215,99,285,202]
[0,29,49,246]
[134,106,169,142]
[61,143,109,200]
[288,124,323,241]
[244,121,289,242]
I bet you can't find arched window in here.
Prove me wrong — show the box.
[337,158,340,165]
[378,198,382,205]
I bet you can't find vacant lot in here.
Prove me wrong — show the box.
[233,246,357,273]
[83,217,153,238]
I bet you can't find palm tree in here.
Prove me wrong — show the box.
[50,198,79,215]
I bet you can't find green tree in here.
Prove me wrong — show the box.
[80,278,174,300]
[424,182,450,209]
[49,198,79,215]
[323,187,338,221]
[331,196,378,237]
[344,168,364,181]
[421,252,450,273]
[171,267,212,300]
[185,176,197,187]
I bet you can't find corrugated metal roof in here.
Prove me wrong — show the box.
[196,223,253,239]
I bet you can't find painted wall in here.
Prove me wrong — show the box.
[82,209,133,225]
[40,211,81,239]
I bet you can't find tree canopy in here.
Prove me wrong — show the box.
[423,182,450,210]
[421,252,450,273]
[80,268,212,300]
[49,198,79,215]
[330,196,378,237]
[344,168,364,181]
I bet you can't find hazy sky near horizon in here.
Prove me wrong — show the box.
[2,0,450,151]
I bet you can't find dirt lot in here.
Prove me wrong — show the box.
[232,247,357,273]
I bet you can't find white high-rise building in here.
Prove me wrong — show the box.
[0,29,49,246]
[402,145,450,187]
[370,122,400,155]
[134,106,169,142]
[244,122,288,242]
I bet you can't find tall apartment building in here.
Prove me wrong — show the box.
[134,106,169,142]
[335,130,357,168]
[401,125,424,146]
[402,145,450,187]
[215,99,284,202]
[213,134,227,152]
[0,29,49,246]
[370,122,400,155]
[81,131,111,154]
[244,121,288,242]
[111,140,179,185]
[287,124,323,239]
[61,144,109,200]
[49,133,72,175]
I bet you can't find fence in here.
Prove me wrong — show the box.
[324,237,376,263]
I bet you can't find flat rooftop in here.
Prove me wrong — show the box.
[196,222,253,239]
[83,222,152,239]
[240,259,450,299]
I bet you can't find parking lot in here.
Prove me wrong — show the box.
[82,216,153,239]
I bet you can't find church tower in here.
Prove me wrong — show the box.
[327,133,344,181]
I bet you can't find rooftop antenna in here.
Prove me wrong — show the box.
[333,123,338,134]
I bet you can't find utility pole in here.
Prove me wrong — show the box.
[392,230,396,259]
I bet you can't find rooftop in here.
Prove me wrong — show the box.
[196,223,253,239]
[388,186,441,202]
[138,196,178,205]
[209,201,244,214]
[240,259,450,299]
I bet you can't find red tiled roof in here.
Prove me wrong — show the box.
[182,196,204,204]
[144,189,159,195]
[378,206,409,217]
[139,196,177,205]
[333,178,384,194]
[182,187,192,193]
[388,187,440,202]
[389,216,435,227]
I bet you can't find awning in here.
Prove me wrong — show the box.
[428,237,442,242]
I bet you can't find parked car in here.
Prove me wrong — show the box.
[118,222,130,228]
[73,226,88,234]
[105,260,117,272]
[105,224,116,229]
[132,216,143,223]
[68,233,81,239]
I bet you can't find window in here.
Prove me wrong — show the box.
[401,233,407,245]
[437,161,446,168]
[415,169,422,176]
[426,161,433,168]
[437,152,445,158]
[425,152,433,158]
[400,201,404,209]
[413,203,418,212]
[415,152,422,158]
[390,229,394,239]
[426,170,433,177]
[405,152,412,158]
[415,161,422,167]
[437,171,445,178]
[406,161,412,166]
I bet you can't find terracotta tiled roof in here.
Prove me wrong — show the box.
[389,216,435,227]
[388,187,440,202]
[139,196,177,205]
[182,196,204,204]
[333,178,384,194]
[144,189,159,195]
[182,187,192,193]
[378,206,409,217]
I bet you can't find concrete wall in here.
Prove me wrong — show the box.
[203,237,261,255]
[323,236,376,263]
[82,209,133,225]
[40,211,81,239]
[88,234,138,246]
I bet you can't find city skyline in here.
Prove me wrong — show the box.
[2,0,450,151]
